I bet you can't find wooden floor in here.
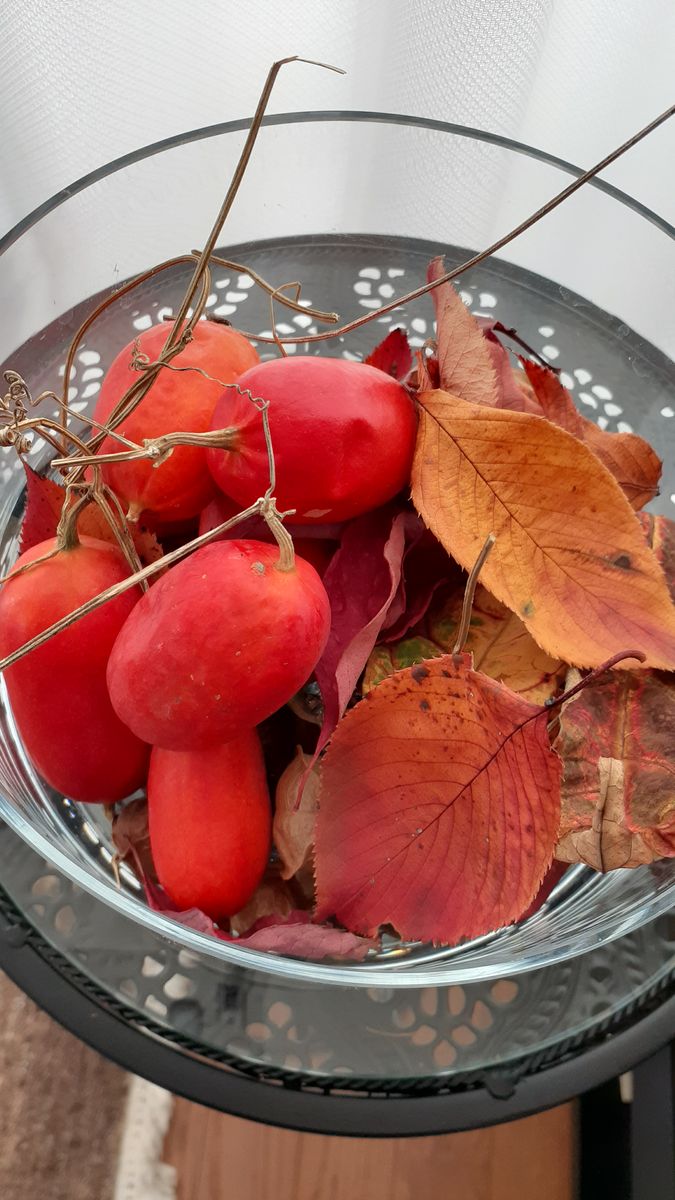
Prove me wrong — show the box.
[163,1098,576,1200]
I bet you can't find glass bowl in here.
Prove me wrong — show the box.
[0,114,673,988]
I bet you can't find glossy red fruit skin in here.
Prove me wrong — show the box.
[148,731,271,920]
[93,321,259,525]
[0,537,149,803]
[206,356,418,523]
[107,539,331,750]
[198,495,337,576]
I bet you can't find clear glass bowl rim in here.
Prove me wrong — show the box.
[1,111,673,988]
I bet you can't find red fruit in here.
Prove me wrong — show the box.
[198,494,337,576]
[93,321,259,526]
[148,731,271,919]
[0,537,149,802]
[107,539,331,750]
[207,356,418,523]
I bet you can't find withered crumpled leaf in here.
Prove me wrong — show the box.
[273,746,320,880]
[315,654,561,945]
[412,388,675,668]
[554,669,675,870]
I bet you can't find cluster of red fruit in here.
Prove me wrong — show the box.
[0,320,418,921]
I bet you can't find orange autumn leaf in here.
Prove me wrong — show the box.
[412,389,675,669]
[554,670,675,871]
[315,655,561,945]
[429,583,565,705]
[427,258,499,407]
[523,361,661,511]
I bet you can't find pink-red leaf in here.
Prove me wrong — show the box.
[313,506,411,756]
[365,327,412,380]
[523,361,661,511]
[380,529,458,643]
[484,337,544,415]
[427,258,499,407]
[144,879,376,961]
[19,464,65,553]
[315,655,561,945]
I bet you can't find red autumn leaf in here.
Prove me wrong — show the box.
[312,505,412,757]
[143,877,376,961]
[517,861,568,922]
[427,258,499,406]
[365,327,413,381]
[19,464,65,553]
[523,361,661,511]
[380,529,459,643]
[412,388,675,668]
[554,669,675,871]
[315,654,561,945]
[273,747,320,879]
[19,463,163,564]
[640,512,675,600]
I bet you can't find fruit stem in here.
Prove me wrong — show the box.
[0,500,266,673]
[452,535,496,657]
[266,510,296,572]
[56,489,90,551]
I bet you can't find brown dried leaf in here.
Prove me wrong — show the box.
[273,747,320,879]
[554,670,675,870]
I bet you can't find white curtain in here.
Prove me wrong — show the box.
[1,0,673,235]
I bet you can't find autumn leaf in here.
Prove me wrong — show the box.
[412,388,675,668]
[523,361,661,511]
[484,337,543,415]
[640,512,675,600]
[427,258,499,406]
[315,655,561,945]
[19,464,163,564]
[380,528,458,643]
[228,866,302,935]
[143,877,377,960]
[428,583,565,705]
[554,669,675,871]
[518,861,568,921]
[365,327,412,380]
[273,747,320,879]
[362,636,444,694]
[312,505,413,758]
[112,798,157,882]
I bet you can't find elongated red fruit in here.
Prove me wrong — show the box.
[148,732,271,920]
[107,540,331,750]
[207,356,418,523]
[93,321,259,526]
[0,537,149,802]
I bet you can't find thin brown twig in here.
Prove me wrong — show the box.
[200,254,338,324]
[234,101,675,347]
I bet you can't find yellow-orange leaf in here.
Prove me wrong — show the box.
[429,584,565,704]
[523,361,661,511]
[412,389,675,668]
